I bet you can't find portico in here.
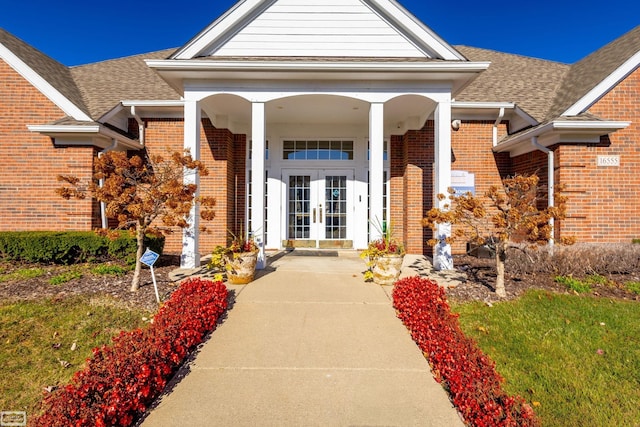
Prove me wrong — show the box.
[145,0,489,270]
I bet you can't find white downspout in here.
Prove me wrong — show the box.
[130,106,145,144]
[493,107,505,146]
[531,136,554,247]
[99,139,119,229]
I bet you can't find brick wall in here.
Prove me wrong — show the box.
[0,60,96,232]
[141,118,239,255]
[390,120,510,255]
[571,68,640,243]
[389,134,405,248]
[449,120,511,253]
[396,121,435,255]
[511,147,556,212]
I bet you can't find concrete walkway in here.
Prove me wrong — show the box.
[140,251,464,427]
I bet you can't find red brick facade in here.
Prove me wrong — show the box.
[140,118,244,254]
[560,68,640,242]
[2,49,639,257]
[0,60,97,232]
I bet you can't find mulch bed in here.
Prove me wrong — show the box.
[1,254,638,311]
[446,254,640,304]
[0,256,182,312]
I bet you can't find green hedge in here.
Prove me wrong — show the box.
[0,231,164,265]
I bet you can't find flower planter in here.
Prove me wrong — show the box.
[225,251,258,284]
[371,254,404,285]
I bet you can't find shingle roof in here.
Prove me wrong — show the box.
[0,28,90,117]
[454,45,570,122]
[546,25,640,120]
[70,49,181,120]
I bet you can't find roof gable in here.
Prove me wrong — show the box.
[173,0,465,60]
[0,29,91,121]
[548,25,640,119]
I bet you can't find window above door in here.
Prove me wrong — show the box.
[283,140,354,160]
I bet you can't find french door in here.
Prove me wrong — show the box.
[282,169,354,248]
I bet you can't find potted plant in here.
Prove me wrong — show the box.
[208,230,259,284]
[360,220,405,285]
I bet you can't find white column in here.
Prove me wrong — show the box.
[251,102,266,269]
[369,102,384,241]
[433,99,453,270]
[181,98,201,268]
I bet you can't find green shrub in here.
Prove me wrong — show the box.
[0,267,46,283]
[625,281,640,295]
[555,275,591,293]
[106,232,165,266]
[91,264,128,276]
[0,231,164,265]
[585,274,609,285]
[49,270,83,286]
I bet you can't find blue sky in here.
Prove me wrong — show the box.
[1,0,638,66]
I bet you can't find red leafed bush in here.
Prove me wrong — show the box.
[393,276,538,427]
[31,278,227,427]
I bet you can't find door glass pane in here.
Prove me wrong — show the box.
[325,175,347,239]
[288,176,311,239]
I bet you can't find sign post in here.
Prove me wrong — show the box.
[140,248,161,304]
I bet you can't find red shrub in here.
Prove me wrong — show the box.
[393,276,538,427]
[31,278,228,427]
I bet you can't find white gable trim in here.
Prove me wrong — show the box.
[172,0,465,61]
[0,42,92,122]
[364,0,465,60]
[173,0,273,60]
[563,50,640,116]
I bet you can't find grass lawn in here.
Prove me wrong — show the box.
[0,296,151,418]
[453,290,640,427]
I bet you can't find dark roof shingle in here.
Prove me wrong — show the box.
[0,28,90,117]
[454,45,570,122]
[70,49,180,120]
[546,25,640,119]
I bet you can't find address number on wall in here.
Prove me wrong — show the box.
[597,155,620,167]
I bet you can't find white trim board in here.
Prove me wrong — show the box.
[0,42,92,121]
[563,50,640,116]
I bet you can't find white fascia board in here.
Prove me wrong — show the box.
[28,124,142,149]
[173,0,272,59]
[121,100,185,107]
[493,120,630,154]
[146,59,489,74]
[366,0,466,60]
[28,124,100,133]
[513,105,539,127]
[0,43,92,122]
[99,104,124,124]
[551,120,631,131]
[451,101,515,109]
[563,50,640,116]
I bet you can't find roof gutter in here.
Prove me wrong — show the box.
[493,120,630,154]
[493,107,505,147]
[130,106,144,144]
[530,136,555,247]
[98,139,119,229]
[28,123,141,150]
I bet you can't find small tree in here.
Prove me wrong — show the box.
[423,174,571,298]
[57,150,215,292]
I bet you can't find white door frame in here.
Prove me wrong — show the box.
[281,168,355,249]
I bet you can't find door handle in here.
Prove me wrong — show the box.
[319,204,323,223]
[313,208,316,223]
